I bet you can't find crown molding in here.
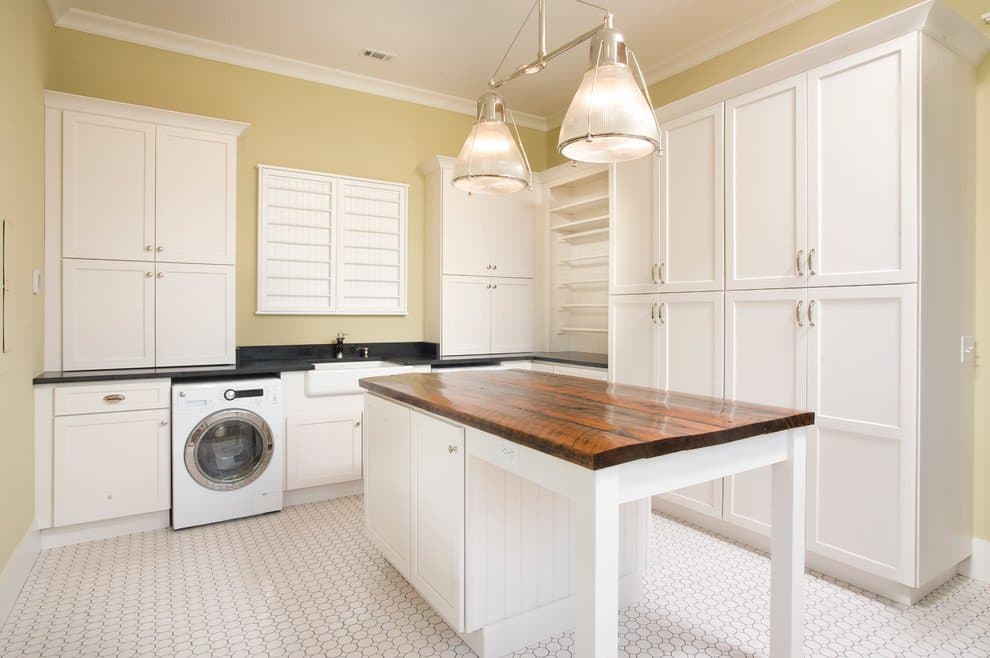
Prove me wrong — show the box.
[50,8,550,132]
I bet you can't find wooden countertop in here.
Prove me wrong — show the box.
[360,370,814,470]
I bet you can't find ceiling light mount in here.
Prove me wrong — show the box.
[453,0,662,194]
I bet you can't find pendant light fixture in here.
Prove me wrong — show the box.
[453,0,661,194]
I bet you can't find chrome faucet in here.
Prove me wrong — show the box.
[335,332,348,359]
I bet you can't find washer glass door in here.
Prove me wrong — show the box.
[186,410,274,491]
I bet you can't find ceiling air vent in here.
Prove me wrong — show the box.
[362,49,395,63]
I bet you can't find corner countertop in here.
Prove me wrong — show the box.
[32,345,607,385]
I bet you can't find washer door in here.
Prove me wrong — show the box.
[185,409,274,491]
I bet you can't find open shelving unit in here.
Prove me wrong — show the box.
[545,163,610,354]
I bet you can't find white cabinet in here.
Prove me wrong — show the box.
[410,411,465,630]
[61,111,156,262]
[806,285,917,583]
[286,413,363,489]
[807,37,918,287]
[155,263,235,367]
[442,276,534,356]
[62,259,155,371]
[726,76,807,290]
[609,295,660,388]
[364,394,412,573]
[54,407,170,527]
[156,126,237,265]
[657,104,724,292]
[610,156,657,295]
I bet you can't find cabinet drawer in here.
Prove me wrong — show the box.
[54,379,170,416]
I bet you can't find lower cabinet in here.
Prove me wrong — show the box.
[53,406,170,527]
[285,413,363,489]
[441,275,535,356]
[364,393,412,573]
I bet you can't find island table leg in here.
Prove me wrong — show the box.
[574,469,621,658]
[770,429,807,658]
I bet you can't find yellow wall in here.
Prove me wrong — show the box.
[49,29,548,346]
[0,0,54,572]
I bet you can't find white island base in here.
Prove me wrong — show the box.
[363,393,806,657]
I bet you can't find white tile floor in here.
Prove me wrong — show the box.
[1,495,988,657]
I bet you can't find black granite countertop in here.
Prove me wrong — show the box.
[33,344,607,385]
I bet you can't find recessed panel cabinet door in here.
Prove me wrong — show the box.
[655,292,725,518]
[726,76,807,290]
[364,395,411,575]
[489,188,538,279]
[156,126,237,264]
[411,410,465,632]
[286,414,362,490]
[723,289,808,536]
[442,276,492,356]
[658,104,724,292]
[62,259,155,371]
[610,156,658,295]
[54,409,170,527]
[807,35,918,287]
[806,284,917,585]
[155,264,235,366]
[491,278,535,353]
[62,111,155,261]
[442,170,490,277]
[608,295,660,388]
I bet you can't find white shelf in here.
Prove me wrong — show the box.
[559,304,607,311]
[558,327,608,334]
[550,192,609,215]
[551,214,609,234]
[560,253,608,266]
[558,279,608,288]
[559,227,609,242]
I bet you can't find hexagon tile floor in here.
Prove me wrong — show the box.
[1,496,988,657]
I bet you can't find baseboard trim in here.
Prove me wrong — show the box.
[40,511,169,550]
[959,537,990,583]
[284,480,362,508]
[0,526,41,628]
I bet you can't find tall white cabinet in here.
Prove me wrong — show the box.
[45,92,247,371]
[422,156,544,356]
[610,23,981,601]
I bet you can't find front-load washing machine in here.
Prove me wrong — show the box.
[171,378,283,529]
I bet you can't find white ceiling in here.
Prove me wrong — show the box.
[48,0,838,125]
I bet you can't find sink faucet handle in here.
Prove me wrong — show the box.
[356,347,370,358]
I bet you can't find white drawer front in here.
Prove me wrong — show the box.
[54,379,170,416]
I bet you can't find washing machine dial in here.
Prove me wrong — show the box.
[224,389,236,401]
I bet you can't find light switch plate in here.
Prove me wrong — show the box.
[961,336,976,364]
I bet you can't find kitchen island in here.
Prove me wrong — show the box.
[360,370,814,657]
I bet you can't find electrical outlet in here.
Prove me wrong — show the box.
[961,336,976,364]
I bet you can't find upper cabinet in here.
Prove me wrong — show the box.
[807,36,918,287]
[62,112,156,262]
[725,76,807,290]
[46,92,249,371]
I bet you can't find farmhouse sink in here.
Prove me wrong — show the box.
[305,360,414,396]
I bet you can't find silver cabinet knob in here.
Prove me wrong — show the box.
[145,245,152,252]
[156,246,164,253]
[448,445,458,454]
[492,264,497,270]
[354,420,361,427]
[157,272,164,279]
[145,271,153,278]
[160,419,169,426]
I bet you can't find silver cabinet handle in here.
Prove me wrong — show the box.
[808,248,817,276]
[808,299,817,327]
[796,249,805,276]
[448,444,458,454]
[492,264,497,270]
[650,302,658,324]
[795,300,805,327]
[658,302,665,324]
[486,283,491,289]
[103,394,125,402]
[492,284,497,289]
[658,262,666,284]
[651,263,658,284]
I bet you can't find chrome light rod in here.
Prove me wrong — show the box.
[488,0,608,89]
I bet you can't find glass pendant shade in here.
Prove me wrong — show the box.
[453,92,530,194]
[557,24,660,163]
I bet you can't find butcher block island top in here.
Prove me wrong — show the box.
[359,369,814,470]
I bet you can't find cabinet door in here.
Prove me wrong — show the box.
[655,292,725,517]
[156,126,237,264]
[156,263,235,367]
[609,295,660,388]
[807,35,918,287]
[491,278,534,353]
[723,289,808,536]
[54,409,170,527]
[610,157,658,295]
[364,394,411,575]
[806,284,917,584]
[286,414,362,490]
[488,188,538,278]
[658,104,724,292]
[726,76,807,290]
[62,111,155,261]
[442,276,492,356]
[411,410,465,631]
[442,169,490,276]
[62,259,155,370]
